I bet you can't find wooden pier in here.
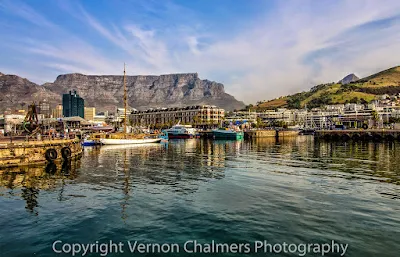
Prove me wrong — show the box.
[315,130,400,141]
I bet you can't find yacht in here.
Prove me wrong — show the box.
[163,124,197,139]
[98,64,162,145]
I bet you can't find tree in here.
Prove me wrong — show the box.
[350,97,359,104]
[256,117,264,128]
[244,104,254,111]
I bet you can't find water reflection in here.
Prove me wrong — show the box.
[240,137,400,185]
[21,186,39,215]
[0,160,80,214]
[87,140,231,184]
[0,137,399,215]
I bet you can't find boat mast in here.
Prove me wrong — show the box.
[123,63,127,134]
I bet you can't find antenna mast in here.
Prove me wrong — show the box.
[123,63,127,134]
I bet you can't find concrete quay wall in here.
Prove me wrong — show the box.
[315,130,400,141]
[0,139,82,168]
[245,130,299,139]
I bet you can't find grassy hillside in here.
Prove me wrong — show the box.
[257,97,288,109]
[254,66,400,110]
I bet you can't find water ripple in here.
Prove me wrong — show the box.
[0,137,399,257]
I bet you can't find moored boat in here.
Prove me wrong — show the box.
[158,132,169,143]
[96,64,162,146]
[164,124,197,139]
[100,138,162,145]
[81,139,99,146]
[100,143,162,152]
[212,128,244,140]
[81,135,101,146]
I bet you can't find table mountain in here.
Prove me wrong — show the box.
[0,72,245,112]
[43,73,244,111]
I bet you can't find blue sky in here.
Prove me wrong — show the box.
[1,0,400,104]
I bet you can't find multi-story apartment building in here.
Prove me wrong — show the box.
[258,108,298,125]
[130,105,225,128]
[225,111,257,125]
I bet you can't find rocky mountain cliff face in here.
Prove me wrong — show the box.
[43,73,245,111]
[0,72,244,112]
[0,74,60,111]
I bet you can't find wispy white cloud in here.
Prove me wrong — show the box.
[0,0,55,28]
[1,0,400,103]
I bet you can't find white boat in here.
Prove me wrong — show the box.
[100,143,162,151]
[164,124,198,139]
[100,138,162,145]
[98,64,162,146]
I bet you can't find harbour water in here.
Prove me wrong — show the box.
[0,137,399,256]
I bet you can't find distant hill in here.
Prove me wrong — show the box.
[254,66,400,110]
[339,73,359,85]
[0,74,60,111]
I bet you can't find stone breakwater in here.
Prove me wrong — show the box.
[0,138,82,169]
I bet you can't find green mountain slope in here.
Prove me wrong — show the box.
[255,66,400,110]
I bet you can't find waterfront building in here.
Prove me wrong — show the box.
[93,115,107,123]
[325,104,345,112]
[0,115,4,135]
[62,116,91,132]
[3,114,25,134]
[225,111,257,125]
[38,100,50,118]
[52,104,63,119]
[345,103,365,112]
[62,91,84,118]
[304,110,339,129]
[84,107,96,121]
[258,109,298,125]
[130,105,225,128]
[116,107,130,120]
